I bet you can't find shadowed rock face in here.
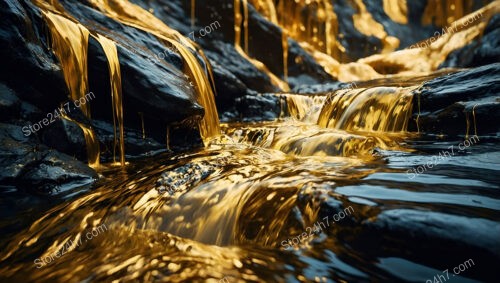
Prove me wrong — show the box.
[0,123,97,193]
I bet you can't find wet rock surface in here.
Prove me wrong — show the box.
[0,123,97,195]
[409,63,500,136]
[220,93,281,122]
[360,209,500,280]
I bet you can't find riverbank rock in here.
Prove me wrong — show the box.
[0,123,97,195]
[409,63,500,136]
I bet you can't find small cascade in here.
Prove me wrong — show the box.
[94,34,125,166]
[282,94,326,123]
[37,8,101,167]
[234,0,290,91]
[250,0,341,60]
[89,0,221,141]
[464,104,480,139]
[32,0,133,167]
[317,87,415,132]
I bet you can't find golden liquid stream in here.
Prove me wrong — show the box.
[234,0,290,91]
[36,7,102,167]
[94,34,125,166]
[88,0,221,142]
[243,0,249,53]
[248,0,344,79]
[472,104,478,137]
[282,28,288,82]
[422,0,476,27]
[191,0,195,29]
[138,112,146,139]
[316,86,415,132]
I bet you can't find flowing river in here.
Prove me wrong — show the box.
[1,0,499,282]
[1,78,499,282]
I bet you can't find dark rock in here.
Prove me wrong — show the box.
[332,0,384,62]
[361,209,500,281]
[0,83,20,122]
[92,120,166,160]
[16,150,97,195]
[204,41,279,94]
[41,119,87,160]
[221,93,281,122]
[292,82,348,94]
[409,63,500,136]
[0,123,97,195]
[0,0,68,114]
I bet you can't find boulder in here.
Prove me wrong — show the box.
[409,63,500,136]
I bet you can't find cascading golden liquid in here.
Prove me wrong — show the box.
[35,7,101,167]
[252,0,340,58]
[251,0,278,23]
[282,94,326,123]
[248,0,344,79]
[88,0,221,141]
[317,87,415,132]
[243,0,249,53]
[234,0,290,90]
[32,0,131,167]
[94,34,125,166]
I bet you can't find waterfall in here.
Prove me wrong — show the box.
[37,7,101,167]
[33,0,222,160]
[94,34,125,165]
[317,87,415,132]
[88,0,221,142]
